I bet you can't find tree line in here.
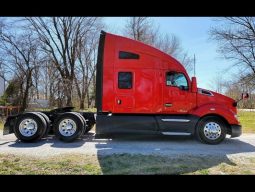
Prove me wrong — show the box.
[0,17,192,111]
[210,17,255,108]
[1,17,254,110]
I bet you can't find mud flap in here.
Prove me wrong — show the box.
[3,115,18,135]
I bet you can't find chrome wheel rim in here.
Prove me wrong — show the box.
[59,119,77,137]
[204,122,221,140]
[19,118,38,137]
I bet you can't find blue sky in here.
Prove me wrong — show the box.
[103,17,237,90]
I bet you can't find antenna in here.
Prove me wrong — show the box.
[193,54,196,77]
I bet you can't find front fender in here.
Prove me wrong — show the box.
[190,104,238,125]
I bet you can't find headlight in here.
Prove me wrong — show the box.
[234,114,239,121]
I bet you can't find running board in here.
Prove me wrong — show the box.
[161,119,190,122]
[161,132,191,136]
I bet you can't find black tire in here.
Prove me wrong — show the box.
[14,112,47,142]
[72,112,87,136]
[36,112,51,137]
[196,116,226,145]
[53,112,85,142]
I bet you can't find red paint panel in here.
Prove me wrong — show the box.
[101,32,238,126]
[102,32,187,114]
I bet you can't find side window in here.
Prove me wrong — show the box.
[118,72,132,89]
[119,51,140,59]
[166,72,188,90]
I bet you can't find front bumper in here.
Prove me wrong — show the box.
[230,124,242,138]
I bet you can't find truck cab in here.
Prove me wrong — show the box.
[96,31,242,144]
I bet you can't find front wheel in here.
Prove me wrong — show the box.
[196,116,226,145]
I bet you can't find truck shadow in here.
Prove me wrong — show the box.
[95,134,255,175]
[7,132,95,148]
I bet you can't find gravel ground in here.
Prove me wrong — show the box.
[1,130,255,158]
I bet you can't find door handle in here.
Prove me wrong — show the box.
[165,103,172,107]
[117,99,122,105]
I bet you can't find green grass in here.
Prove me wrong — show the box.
[238,111,255,133]
[0,154,101,175]
[1,154,255,175]
[197,169,210,175]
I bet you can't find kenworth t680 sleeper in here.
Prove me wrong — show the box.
[3,31,244,144]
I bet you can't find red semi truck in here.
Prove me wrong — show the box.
[3,31,244,144]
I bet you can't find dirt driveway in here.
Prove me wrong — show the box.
[1,130,255,159]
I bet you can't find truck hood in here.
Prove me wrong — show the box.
[210,90,235,103]
[197,88,237,113]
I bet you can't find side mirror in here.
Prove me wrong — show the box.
[233,93,249,106]
[191,77,197,93]
[242,93,249,100]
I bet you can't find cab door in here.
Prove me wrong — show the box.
[114,71,135,112]
[163,71,195,114]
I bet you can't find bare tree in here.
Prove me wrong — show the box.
[124,17,158,45]
[37,56,68,108]
[0,26,40,111]
[0,18,7,82]
[25,17,102,107]
[0,17,104,110]
[154,33,181,57]
[208,74,226,94]
[74,30,101,109]
[123,17,193,72]
[210,17,255,76]
[210,17,255,108]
